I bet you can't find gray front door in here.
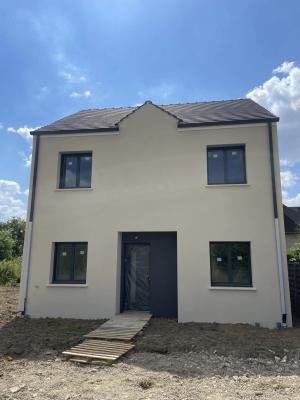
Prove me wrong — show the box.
[124,243,150,311]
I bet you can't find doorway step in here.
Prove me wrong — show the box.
[62,311,151,364]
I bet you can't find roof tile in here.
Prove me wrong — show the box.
[33,98,278,134]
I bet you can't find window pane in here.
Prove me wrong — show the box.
[54,243,73,281]
[231,243,251,286]
[79,155,92,187]
[74,243,87,282]
[62,155,78,188]
[207,149,225,184]
[226,148,245,184]
[210,243,229,285]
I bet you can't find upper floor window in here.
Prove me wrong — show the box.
[210,242,252,287]
[207,146,246,185]
[53,242,87,284]
[59,153,92,189]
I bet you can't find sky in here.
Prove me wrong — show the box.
[1,0,300,220]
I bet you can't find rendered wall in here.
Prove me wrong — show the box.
[21,103,291,327]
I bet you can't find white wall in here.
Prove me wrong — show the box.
[22,103,291,327]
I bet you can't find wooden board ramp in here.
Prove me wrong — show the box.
[62,311,151,364]
[84,311,151,341]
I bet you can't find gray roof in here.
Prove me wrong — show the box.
[283,205,300,234]
[32,98,279,135]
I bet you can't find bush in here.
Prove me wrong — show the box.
[0,257,22,286]
[287,242,300,264]
[0,230,14,261]
[0,217,26,258]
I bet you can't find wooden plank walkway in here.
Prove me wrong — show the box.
[63,311,151,364]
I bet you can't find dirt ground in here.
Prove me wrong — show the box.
[1,288,300,399]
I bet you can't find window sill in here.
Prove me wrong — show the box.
[54,188,93,192]
[205,184,250,188]
[46,284,88,288]
[209,286,256,291]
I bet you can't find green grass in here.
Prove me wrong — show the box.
[0,257,22,286]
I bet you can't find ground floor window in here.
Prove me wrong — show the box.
[53,242,87,284]
[210,242,252,287]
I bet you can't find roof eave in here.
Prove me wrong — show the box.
[178,117,279,129]
[30,126,120,135]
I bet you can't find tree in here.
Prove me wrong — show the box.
[287,242,300,264]
[0,217,26,258]
[0,230,14,261]
[6,217,26,257]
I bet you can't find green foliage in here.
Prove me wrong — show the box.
[0,257,22,286]
[287,241,300,264]
[0,217,25,286]
[0,217,26,258]
[0,230,14,261]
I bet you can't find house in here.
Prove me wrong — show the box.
[18,99,292,328]
[283,205,300,250]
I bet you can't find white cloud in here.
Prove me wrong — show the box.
[19,152,32,168]
[69,90,92,98]
[7,126,40,143]
[281,170,298,188]
[0,180,27,220]
[282,191,300,207]
[61,71,73,81]
[246,61,300,163]
[59,63,87,85]
[273,61,295,74]
[0,180,21,194]
[280,159,295,167]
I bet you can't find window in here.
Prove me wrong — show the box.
[53,242,88,284]
[210,242,252,287]
[207,146,246,184]
[59,153,92,188]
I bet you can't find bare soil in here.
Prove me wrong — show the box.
[1,287,300,399]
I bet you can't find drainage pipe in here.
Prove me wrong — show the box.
[268,121,287,327]
[19,134,40,316]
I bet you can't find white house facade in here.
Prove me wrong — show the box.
[19,99,292,328]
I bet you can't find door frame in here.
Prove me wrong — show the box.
[120,232,178,317]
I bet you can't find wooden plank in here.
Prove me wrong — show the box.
[63,351,118,361]
[64,349,119,357]
[72,346,133,355]
[74,343,133,351]
[74,342,133,350]
[84,335,135,341]
[76,339,133,347]
[63,311,151,364]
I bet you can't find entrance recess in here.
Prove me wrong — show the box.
[121,232,177,318]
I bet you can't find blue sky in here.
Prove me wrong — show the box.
[1,0,300,219]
